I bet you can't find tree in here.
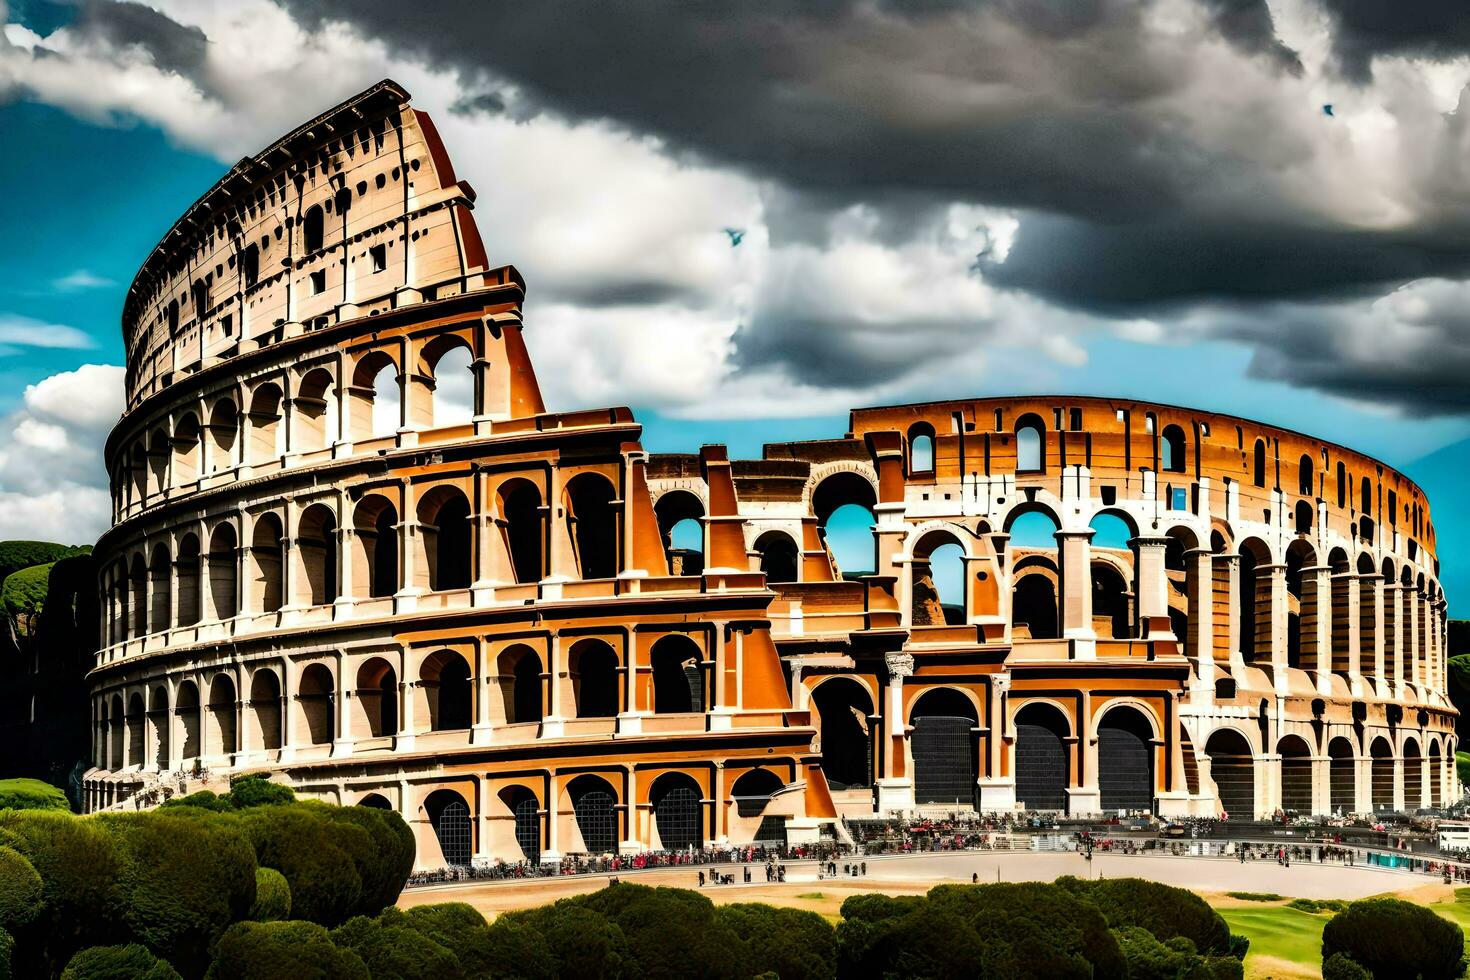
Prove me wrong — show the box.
[503,900,629,978]
[224,776,294,809]
[241,807,364,927]
[1056,876,1232,955]
[324,805,416,916]
[206,921,368,980]
[61,944,182,980]
[1322,951,1373,980]
[573,884,745,979]
[718,903,835,980]
[1322,898,1466,980]
[249,869,291,922]
[331,915,463,980]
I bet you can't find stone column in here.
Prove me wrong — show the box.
[875,652,916,812]
[1305,565,1333,695]
[1057,529,1095,642]
[542,634,565,738]
[1263,562,1288,693]
[1186,547,1214,703]
[1132,536,1175,640]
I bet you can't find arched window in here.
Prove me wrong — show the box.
[651,635,701,714]
[298,664,334,746]
[303,205,324,253]
[420,337,474,429]
[418,487,472,592]
[249,669,282,753]
[175,534,201,627]
[1252,440,1266,487]
[352,496,398,599]
[207,524,238,621]
[297,504,338,606]
[208,675,237,758]
[570,640,618,718]
[1360,476,1372,516]
[1161,424,1186,473]
[208,398,237,471]
[564,473,618,580]
[350,352,400,438]
[497,645,543,725]
[241,243,260,288]
[1015,415,1045,473]
[294,368,337,451]
[811,679,874,789]
[569,776,618,855]
[654,490,704,578]
[252,515,285,614]
[753,531,799,584]
[423,651,473,731]
[1298,455,1313,496]
[498,480,543,585]
[247,384,283,463]
[910,688,978,806]
[356,658,398,738]
[425,790,472,867]
[907,422,935,475]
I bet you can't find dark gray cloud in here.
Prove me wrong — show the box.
[1319,0,1470,82]
[72,0,206,76]
[1199,0,1302,74]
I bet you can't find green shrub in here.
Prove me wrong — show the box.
[61,944,181,980]
[325,805,415,916]
[502,898,629,979]
[1458,751,1470,789]
[383,903,511,979]
[928,883,1126,980]
[573,883,745,978]
[97,811,257,977]
[1057,876,1232,955]
[206,921,368,979]
[1288,897,1348,915]
[0,846,41,933]
[1322,951,1373,980]
[718,903,836,980]
[0,541,86,584]
[159,791,233,813]
[0,778,69,812]
[249,869,290,922]
[225,776,294,809]
[1226,891,1282,902]
[1,563,53,621]
[241,807,364,926]
[1322,897,1465,980]
[331,915,463,980]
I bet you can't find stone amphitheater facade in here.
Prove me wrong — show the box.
[85,81,1456,867]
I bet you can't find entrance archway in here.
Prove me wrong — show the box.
[1097,706,1153,813]
[651,773,703,851]
[1013,702,1069,811]
[1206,729,1254,820]
[425,790,472,867]
[811,678,874,789]
[1370,737,1394,811]
[1329,737,1356,814]
[1278,734,1313,813]
[569,775,618,855]
[910,688,978,806]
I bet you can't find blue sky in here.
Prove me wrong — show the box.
[2,0,1469,611]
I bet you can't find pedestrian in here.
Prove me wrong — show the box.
[699,871,706,887]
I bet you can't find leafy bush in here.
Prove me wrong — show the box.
[718,903,836,980]
[249,868,291,922]
[205,921,368,980]
[0,846,41,934]
[225,776,294,809]
[332,915,463,980]
[61,944,182,980]
[1226,891,1282,902]
[0,778,69,812]
[1058,876,1233,955]
[159,791,234,813]
[1,563,53,621]
[1113,927,1243,980]
[1322,950,1373,980]
[97,811,257,977]
[241,806,365,927]
[574,883,745,978]
[324,805,416,915]
[928,882,1126,980]
[1322,897,1466,980]
[1288,897,1348,915]
[382,903,513,979]
[504,900,629,979]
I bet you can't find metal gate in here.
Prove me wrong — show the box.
[654,786,701,851]
[1015,723,1066,810]
[1330,755,1355,813]
[1371,757,1394,810]
[1210,751,1254,819]
[574,790,617,855]
[1098,723,1152,812]
[912,716,976,806]
[433,800,471,867]
[1280,757,1313,812]
[513,795,540,863]
[1404,753,1423,809]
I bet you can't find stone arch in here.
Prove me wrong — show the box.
[129,552,147,636]
[1014,412,1046,473]
[1011,557,1059,640]
[176,679,201,763]
[1403,735,1423,810]
[568,774,619,855]
[251,513,285,613]
[1278,733,1313,813]
[1096,703,1155,812]
[207,397,238,471]
[907,421,936,475]
[207,523,238,620]
[499,785,541,864]
[1294,500,1313,535]
[357,793,391,809]
[1013,700,1071,811]
[564,472,619,580]
[125,691,146,768]
[421,650,473,732]
[1328,736,1356,814]
[650,634,702,714]
[417,485,472,592]
[148,542,171,632]
[294,366,337,451]
[207,674,238,759]
[910,527,967,626]
[1327,547,1352,679]
[1370,736,1394,811]
[1298,454,1314,496]
[1206,727,1254,820]
[298,663,334,746]
[418,333,474,429]
[147,427,169,496]
[302,204,324,252]
[496,644,543,725]
[731,768,785,818]
[424,789,473,867]
[172,412,202,485]
[1237,537,1273,667]
[297,503,338,607]
[654,489,704,577]
[352,494,399,599]
[1284,538,1318,671]
[175,533,202,628]
[108,692,124,768]
[246,382,283,463]
[497,479,543,585]
[1161,424,1186,473]
[909,687,979,807]
[810,677,875,790]
[811,470,878,580]
[350,349,401,438]
[355,657,398,738]
[1430,739,1444,806]
[569,639,618,719]
[249,667,283,753]
[1091,559,1131,639]
[753,530,799,584]
[650,772,703,851]
[1163,524,1200,648]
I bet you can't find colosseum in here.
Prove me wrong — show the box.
[84,80,1456,867]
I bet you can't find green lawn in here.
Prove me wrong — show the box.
[1219,906,1327,976]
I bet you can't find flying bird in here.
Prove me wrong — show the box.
[723,228,746,247]
[1322,104,1334,117]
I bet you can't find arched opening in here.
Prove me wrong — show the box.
[176,680,200,762]
[126,692,145,768]
[569,640,618,718]
[651,773,703,851]
[421,651,473,732]
[208,398,237,473]
[1357,553,1378,678]
[1278,735,1313,813]
[1098,706,1153,812]
[425,790,472,867]
[569,775,618,855]
[1298,455,1314,496]
[421,336,474,429]
[1370,737,1394,811]
[731,768,785,818]
[297,504,338,606]
[356,658,398,739]
[129,553,147,636]
[910,688,978,807]
[294,367,337,451]
[1015,414,1045,473]
[911,531,965,626]
[498,480,543,585]
[1206,729,1254,820]
[1091,562,1130,639]
[1360,476,1372,517]
[130,443,147,502]
[1011,566,1059,640]
[172,413,201,486]
[1329,737,1356,814]
[1237,538,1272,667]
[351,352,401,438]
[1161,424,1186,473]
[148,543,171,633]
[502,786,541,864]
[207,523,238,620]
[650,635,702,714]
[175,534,201,627]
[250,669,282,753]
[1294,500,1313,535]
[352,495,399,599]
[246,383,283,464]
[753,530,800,584]
[654,490,704,577]
[811,678,874,789]
[1431,742,1444,807]
[1285,540,1317,671]
[565,472,619,580]
[302,205,324,252]
[358,793,391,810]
[241,242,259,288]
[1328,548,1352,679]
[149,686,170,770]
[813,473,877,579]
[1014,702,1070,811]
[907,422,936,475]
[298,663,334,746]
[108,694,124,768]
[1404,737,1423,810]
[1163,526,1198,649]
[207,674,237,759]
[147,428,168,495]
[418,486,472,592]
[1252,440,1267,487]
[496,645,543,725]
[252,514,285,614]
